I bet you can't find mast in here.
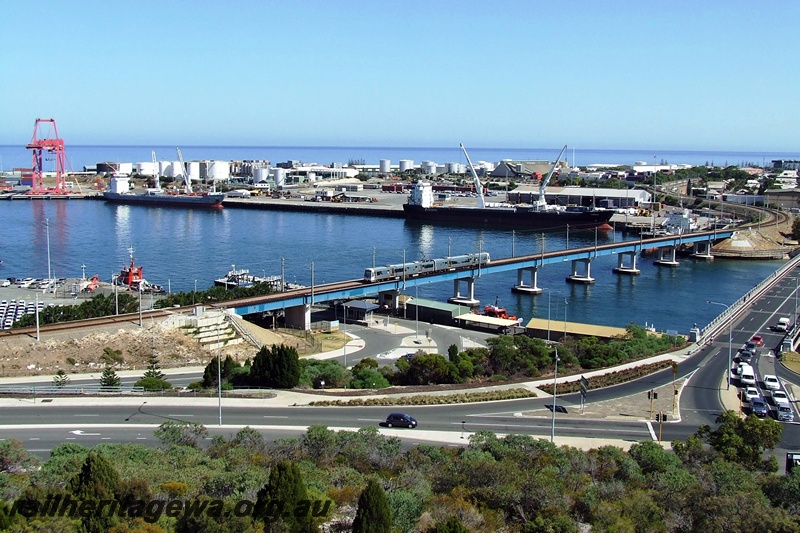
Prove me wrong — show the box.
[460,143,486,209]
[536,145,568,208]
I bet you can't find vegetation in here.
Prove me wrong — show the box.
[154,282,276,309]
[52,369,70,388]
[250,344,301,388]
[309,387,536,406]
[14,293,140,327]
[0,417,794,532]
[98,366,121,389]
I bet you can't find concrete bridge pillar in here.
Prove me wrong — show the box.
[512,266,543,294]
[654,245,680,267]
[612,250,641,275]
[448,277,480,306]
[284,303,312,330]
[566,258,595,284]
[691,240,714,261]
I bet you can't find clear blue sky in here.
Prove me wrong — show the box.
[2,1,798,151]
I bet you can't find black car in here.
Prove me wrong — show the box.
[736,350,753,363]
[385,413,417,428]
[750,398,768,417]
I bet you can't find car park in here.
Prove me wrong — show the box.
[777,406,795,422]
[384,413,417,428]
[750,334,764,347]
[771,390,791,407]
[750,398,768,417]
[763,374,780,391]
[743,387,761,403]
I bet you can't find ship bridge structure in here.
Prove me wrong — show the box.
[215,229,736,330]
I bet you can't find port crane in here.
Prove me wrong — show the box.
[534,145,568,209]
[26,118,70,194]
[460,143,487,209]
[175,147,193,194]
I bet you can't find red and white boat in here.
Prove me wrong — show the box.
[114,247,165,293]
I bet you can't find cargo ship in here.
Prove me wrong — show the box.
[403,144,614,231]
[103,148,225,209]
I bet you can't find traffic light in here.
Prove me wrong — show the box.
[662,414,668,422]
[655,413,660,422]
[674,389,679,395]
[648,390,658,400]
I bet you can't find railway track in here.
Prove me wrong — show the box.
[0,308,175,338]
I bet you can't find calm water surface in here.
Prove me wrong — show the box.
[0,200,783,334]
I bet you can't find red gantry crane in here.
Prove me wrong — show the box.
[26,118,70,194]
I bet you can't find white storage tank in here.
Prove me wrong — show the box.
[187,161,200,182]
[422,161,438,174]
[118,162,133,175]
[208,161,230,181]
[447,162,465,174]
[272,168,286,187]
[253,168,270,183]
[379,159,391,174]
[159,161,174,177]
[135,161,158,177]
[399,159,413,172]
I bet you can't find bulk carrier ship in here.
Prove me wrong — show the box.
[403,144,614,231]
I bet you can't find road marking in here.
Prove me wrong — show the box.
[66,438,76,440]
[455,421,650,434]
[74,414,99,417]
[167,414,193,417]
[101,437,110,440]
[29,438,39,441]
[263,416,289,419]
[70,430,101,436]
[357,418,383,422]
[136,437,147,440]
[646,421,657,440]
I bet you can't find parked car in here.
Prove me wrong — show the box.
[750,334,764,347]
[743,387,761,403]
[771,390,791,407]
[763,374,780,391]
[777,405,795,422]
[750,398,769,417]
[384,413,417,428]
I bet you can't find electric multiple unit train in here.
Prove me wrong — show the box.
[363,252,491,283]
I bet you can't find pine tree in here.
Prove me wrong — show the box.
[250,344,300,388]
[143,354,166,380]
[202,356,221,387]
[69,452,121,532]
[53,369,71,388]
[254,459,313,532]
[352,479,392,533]
[99,366,121,389]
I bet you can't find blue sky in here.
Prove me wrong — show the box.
[2,1,798,151]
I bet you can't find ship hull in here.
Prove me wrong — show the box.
[403,204,614,231]
[103,192,225,209]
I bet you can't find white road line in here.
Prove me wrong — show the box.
[357,418,384,422]
[263,415,289,419]
[167,414,193,417]
[29,438,39,441]
[646,421,657,440]
[74,414,99,417]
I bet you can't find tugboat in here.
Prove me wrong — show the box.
[479,297,517,320]
[114,247,165,293]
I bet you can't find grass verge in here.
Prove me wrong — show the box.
[309,387,536,406]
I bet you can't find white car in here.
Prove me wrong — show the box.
[763,374,780,391]
[743,387,761,403]
[771,390,791,407]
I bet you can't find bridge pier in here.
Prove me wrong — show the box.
[284,303,312,330]
[691,240,714,261]
[612,251,641,275]
[654,245,680,267]
[448,277,480,306]
[566,258,595,284]
[512,266,543,294]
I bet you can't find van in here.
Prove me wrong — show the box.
[776,317,791,332]
[739,364,756,386]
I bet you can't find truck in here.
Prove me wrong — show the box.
[775,317,791,332]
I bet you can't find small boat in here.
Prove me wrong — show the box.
[479,297,517,320]
[114,247,165,293]
[214,265,279,289]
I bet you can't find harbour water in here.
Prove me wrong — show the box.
[0,199,784,334]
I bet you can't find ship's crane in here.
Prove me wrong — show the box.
[175,147,192,194]
[152,150,160,190]
[459,143,487,209]
[535,145,568,208]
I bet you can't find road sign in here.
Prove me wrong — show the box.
[580,376,589,394]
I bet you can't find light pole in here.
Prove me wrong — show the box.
[216,324,222,426]
[81,264,86,281]
[551,346,559,443]
[193,280,197,306]
[45,219,52,283]
[708,300,732,390]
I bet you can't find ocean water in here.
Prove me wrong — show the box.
[0,199,783,334]
[2,144,799,174]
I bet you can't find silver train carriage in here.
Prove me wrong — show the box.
[363,252,490,283]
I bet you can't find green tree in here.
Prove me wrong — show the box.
[143,353,166,380]
[53,369,71,388]
[696,410,783,471]
[250,344,301,388]
[68,452,121,532]
[254,459,314,532]
[203,356,222,387]
[434,516,471,533]
[134,376,172,391]
[99,365,121,389]
[352,479,392,533]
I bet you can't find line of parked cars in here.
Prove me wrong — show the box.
[733,337,795,422]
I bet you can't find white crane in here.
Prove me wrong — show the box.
[175,147,192,194]
[151,150,160,190]
[460,143,487,209]
[535,145,568,209]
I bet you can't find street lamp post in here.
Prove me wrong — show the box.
[708,300,732,390]
[551,346,559,443]
[216,324,222,426]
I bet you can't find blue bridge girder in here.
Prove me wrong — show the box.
[220,229,735,316]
